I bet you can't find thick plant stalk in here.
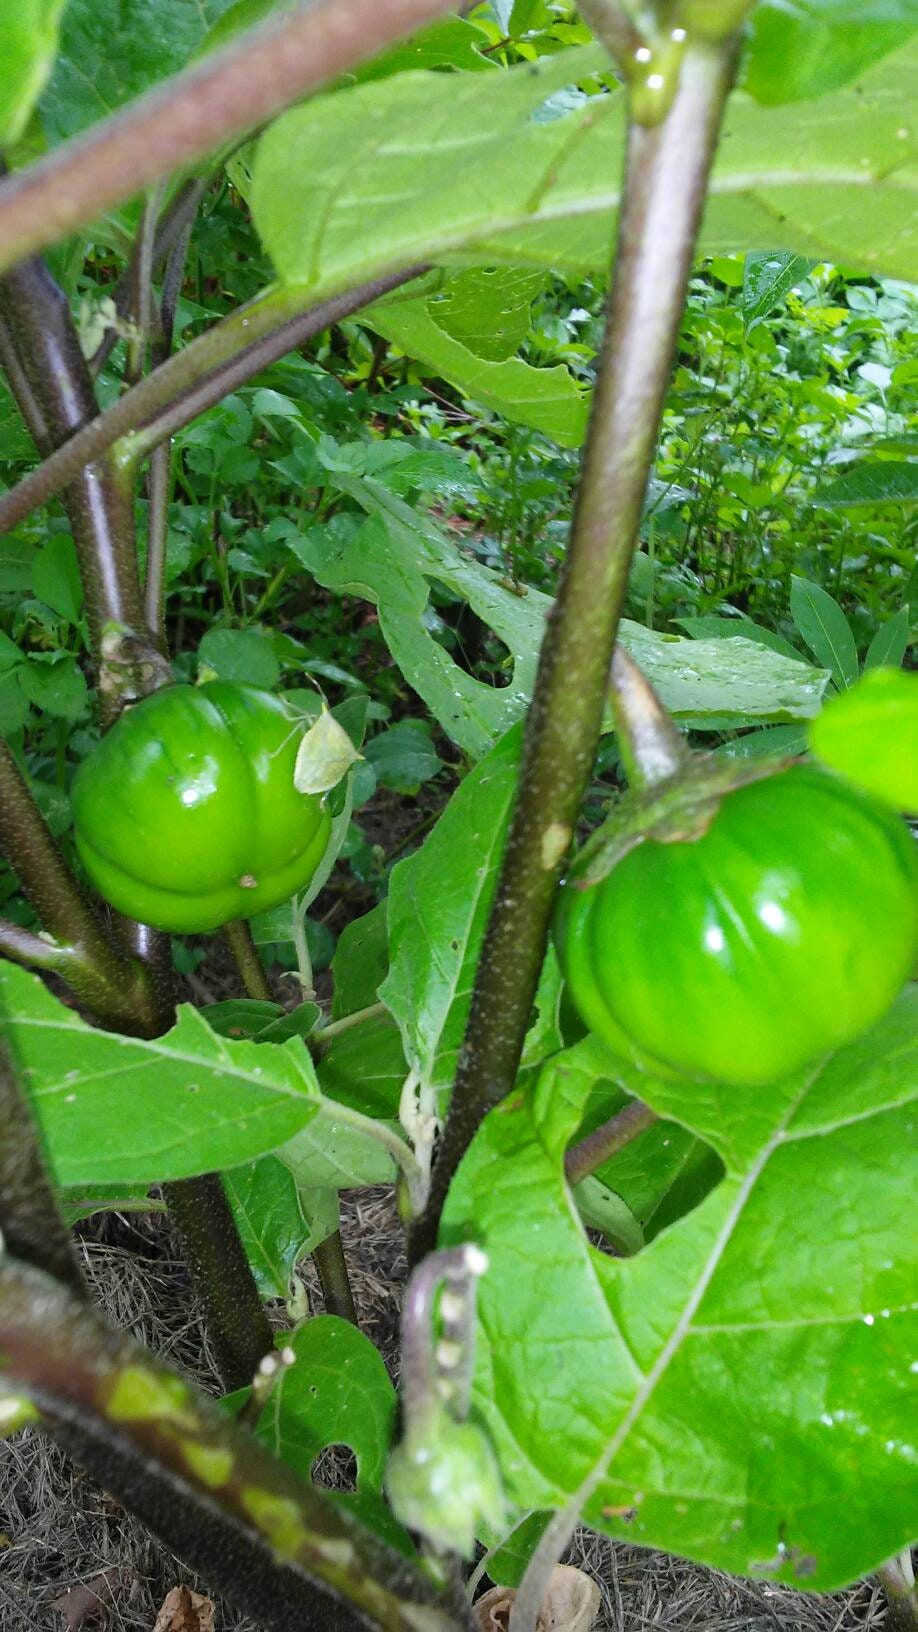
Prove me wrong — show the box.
[0,741,160,1033]
[410,35,739,1268]
[504,35,743,1632]
[144,199,198,639]
[162,1174,275,1391]
[0,0,457,278]
[0,260,170,716]
[0,269,424,538]
[0,1255,473,1632]
[222,918,358,1327]
[0,261,269,1384]
[0,1038,86,1298]
[880,1554,918,1632]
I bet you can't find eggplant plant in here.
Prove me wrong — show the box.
[0,3,915,1630]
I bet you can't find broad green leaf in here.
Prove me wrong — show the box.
[810,461,918,508]
[224,1154,335,1299]
[233,1168,331,1295]
[0,632,23,672]
[478,1511,552,1589]
[366,297,587,446]
[257,1315,396,1490]
[790,575,860,689]
[18,654,87,719]
[427,268,546,361]
[623,625,828,725]
[442,991,918,1591]
[279,1038,401,1190]
[717,722,810,759]
[0,963,321,1186]
[0,670,31,735]
[59,1181,156,1224]
[0,1,68,148]
[198,626,280,688]
[287,505,541,760]
[0,380,38,464]
[330,902,389,1020]
[41,0,237,144]
[0,539,37,592]
[380,726,522,1101]
[195,0,298,57]
[290,482,826,759]
[809,667,918,811]
[316,1014,406,1122]
[574,1047,724,1242]
[742,250,811,327]
[364,722,442,795]
[743,0,918,105]
[201,998,285,1039]
[864,606,910,672]
[574,1177,644,1257]
[675,615,804,666]
[252,42,918,296]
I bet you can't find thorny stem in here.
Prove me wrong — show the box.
[411,32,740,1271]
[0,1255,472,1632]
[507,35,742,1632]
[0,0,458,278]
[0,270,425,539]
[564,1099,657,1188]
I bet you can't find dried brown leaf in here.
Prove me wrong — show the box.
[152,1585,216,1632]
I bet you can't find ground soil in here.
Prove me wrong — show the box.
[0,1190,895,1632]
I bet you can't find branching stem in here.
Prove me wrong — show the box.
[0,270,424,538]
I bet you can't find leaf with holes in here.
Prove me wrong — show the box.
[254,1314,410,1547]
[290,480,826,760]
[365,294,588,446]
[441,990,918,1591]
